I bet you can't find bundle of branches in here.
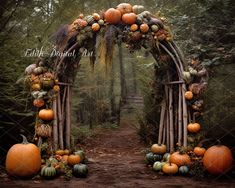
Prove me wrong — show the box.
[22,3,208,152]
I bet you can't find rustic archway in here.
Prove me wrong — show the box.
[24,4,208,154]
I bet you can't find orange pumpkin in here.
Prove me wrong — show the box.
[187,123,201,133]
[116,3,133,15]
[33,99,45,108]
[53,85,60,92]
[130,24,138,31]
[79,13,84,19]
[67,154,81,165]
[31,83,41,91]
[31,75,40,84]
[203,145,233,175]
[140,23,149,33]
[55,154,63,161]
[55,149,65,156]
[162,163,178,175]
[169,152,191,166]
[64,149,70,155]
[151,144,167,154]
[62,155,69,162]
[122,13,137,25]
[184,91,193,100]
[73,19,88,28]
[104,8,121,24]
[194,147,206,157]
[92,13,100,21]
[39,109,54,121]
[5,135,41,177]
[92,23,101,32]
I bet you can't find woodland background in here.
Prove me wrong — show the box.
[0,0,235,161]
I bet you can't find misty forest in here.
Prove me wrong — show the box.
[0,0,235,187]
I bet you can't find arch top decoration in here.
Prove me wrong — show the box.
[24,3,208,153]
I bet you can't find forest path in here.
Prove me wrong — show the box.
[79,119,234,188]
[1,116,234,187]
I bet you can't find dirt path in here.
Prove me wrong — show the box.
[0,119,235,187]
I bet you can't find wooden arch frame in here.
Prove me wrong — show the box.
[25,4,208,153]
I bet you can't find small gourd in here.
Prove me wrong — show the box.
[40,165,57,179]
[151,25,159,32]
[132,5,145,14]
[73,164,88,178]
[179,165,189,175]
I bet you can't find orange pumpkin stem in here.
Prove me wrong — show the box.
[20,134,29,144]
[216,139,221,146]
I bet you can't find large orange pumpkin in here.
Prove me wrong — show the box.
[67,154,81,166]
[104,8,121,24]
[116,3,133,15]
[5,135,41,177]
[169,152,191,166]
[39,109,54,121]
[122,13,137,25]
[203,145,233,175]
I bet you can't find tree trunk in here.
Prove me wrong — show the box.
[109,62,115,116]
[118,41,127,102]
[131,60,137,94]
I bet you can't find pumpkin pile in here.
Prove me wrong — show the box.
[39,149,88,179]
[183,58,208,136]
[11,60,89,179]
[68,3,172,53]
[5,136,88,179]
[145,144,191,176]
[145,142,233,176]
[24,62,59,141]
